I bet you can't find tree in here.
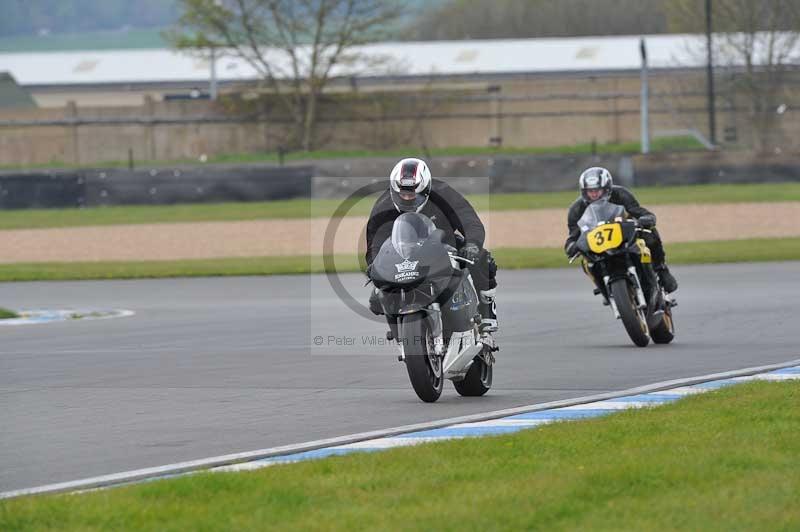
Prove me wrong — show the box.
[169,0,402,151]
[667,0,800,151]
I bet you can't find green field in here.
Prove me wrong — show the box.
[0,183,798,230]
[2,136,705,172]
[198,135,706,164]
[0,307,18,319]
[2,380,797,530]
[0,237,796,282]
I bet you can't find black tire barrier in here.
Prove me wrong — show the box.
[0,165,313,209]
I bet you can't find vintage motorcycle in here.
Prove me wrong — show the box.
[369,212,496,402]
[569,199,676,347]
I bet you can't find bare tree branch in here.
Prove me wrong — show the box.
[169,0,402,150]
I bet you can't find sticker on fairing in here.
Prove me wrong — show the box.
[394,259,420,281]
[587,223,623,253]
[635,238,652,263]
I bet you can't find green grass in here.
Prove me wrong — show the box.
[494,237,800,270]
[472,182,800,212]
[0,183,798,230]
[0,237,796,282]
[2,380,798,530]
[0,198,347,230]
[1,136,705,171]
[0,256,344,282]
[0,307,18,319]
[204,135,705,163]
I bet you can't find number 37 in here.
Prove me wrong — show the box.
[594,227,614,245]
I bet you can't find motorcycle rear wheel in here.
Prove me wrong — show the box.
[651,305,675,344]
[453,353,492,397]
[402,313,443,403]
[610,278,650,347]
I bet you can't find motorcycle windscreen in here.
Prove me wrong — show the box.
[577,199,625,233]
[391,212,437,259]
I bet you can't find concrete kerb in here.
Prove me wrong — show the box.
[2,357,798,500]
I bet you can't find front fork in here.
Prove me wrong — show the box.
[627,266,648,310]
[427,303,445,356]
[601,266,647,320]
[390,304,444,362]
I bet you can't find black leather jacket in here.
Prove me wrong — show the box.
[564,185,656,252]
[365,180,485,265]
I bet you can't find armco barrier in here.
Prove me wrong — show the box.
[2,151,798,209]
[632,151,800,186]
[0,165,313,209]
[0,172,84,209]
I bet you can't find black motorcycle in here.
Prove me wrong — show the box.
[569,199,676,347]
[369,212,495,402]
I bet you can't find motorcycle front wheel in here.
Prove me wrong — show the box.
[610,278,650,347]
[401,313,443,403]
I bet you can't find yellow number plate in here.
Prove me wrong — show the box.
[587,223,623,253]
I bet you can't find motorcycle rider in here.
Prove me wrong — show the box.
[563,167,678,293]
[365,157,499,340]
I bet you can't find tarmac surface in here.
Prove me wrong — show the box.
[2,262,799,492]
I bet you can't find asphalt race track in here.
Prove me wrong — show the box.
[2,262,799,492]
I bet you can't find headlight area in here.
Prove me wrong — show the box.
[378,283,436,315]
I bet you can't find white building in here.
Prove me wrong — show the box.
[0,34,734,107]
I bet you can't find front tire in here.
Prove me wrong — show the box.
[610,278,650,347]
[453,354,492,397]
[401,313,443,403]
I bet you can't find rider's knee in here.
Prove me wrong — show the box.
[483,250,497,278]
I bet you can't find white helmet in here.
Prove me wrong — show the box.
[389,158,432,213]
[579,167,613,203]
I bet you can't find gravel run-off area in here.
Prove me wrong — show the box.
[0,202,797,263]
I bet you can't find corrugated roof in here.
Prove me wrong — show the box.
[0,33,795,86]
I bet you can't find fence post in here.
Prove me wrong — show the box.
[66,101,80,165]
[488,85,502,147]
[144,95,156,161]
[640,38,650,155]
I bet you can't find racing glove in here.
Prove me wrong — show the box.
[459,242,482,263]
[565,241,578,258]
[637,214,656,229]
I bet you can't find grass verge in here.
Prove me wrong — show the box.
[199,135,705,164]
[0,183,798,230]
[494,237,800,270]
[1,136,704,171]
[2,380,797,530]
[0,307,18,319]
[0,237,797,282]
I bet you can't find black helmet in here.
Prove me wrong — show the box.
[579,167,613,203]
[389,158,432,213]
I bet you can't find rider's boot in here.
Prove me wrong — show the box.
[654,263,678,294]
[478,289,499,351]
[478,288,498,332]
